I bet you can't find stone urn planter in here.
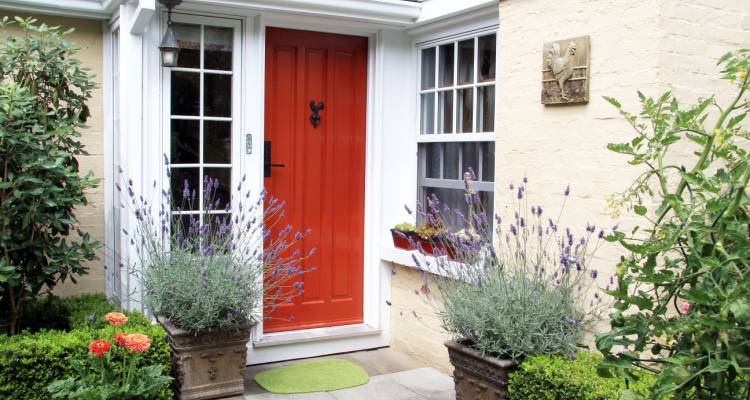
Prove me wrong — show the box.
[445,340,517,400]
[158,317,254,400]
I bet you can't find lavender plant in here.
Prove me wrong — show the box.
[412,172,609,360]
[122,161,313,333]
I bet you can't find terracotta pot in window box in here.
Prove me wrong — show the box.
[158,317,254,400]
[445,339,517,400]
[390,229,455,259]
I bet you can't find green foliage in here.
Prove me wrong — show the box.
[597,49,750,399]
[442,272,587,359]
[131,172,311,333]
[16,293,72,332]
[509,352,654,400]
[49,362,171,400]
[419,177,607,360]
[0,294,172,400]
[0,17,101,335]
[393,222,416,233]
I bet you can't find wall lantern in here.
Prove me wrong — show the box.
[157,0,182,67]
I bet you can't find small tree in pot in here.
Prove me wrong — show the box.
[124,166,313,400]
[414,172,608,399]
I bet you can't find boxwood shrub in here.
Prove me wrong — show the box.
[0,294,172,400]
[509,352,654,400]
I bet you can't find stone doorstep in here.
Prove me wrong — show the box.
[240,368,455,400]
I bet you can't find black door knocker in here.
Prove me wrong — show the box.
[309,100,325,128]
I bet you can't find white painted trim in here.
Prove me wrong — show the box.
[254,323,380,348]
[129,0,154,34]
[414,0,495,26]
[102,19,115,301]
[409,4,498,43]
[0,0,114,19]
[177,0,419,26]
[0,0,420,23]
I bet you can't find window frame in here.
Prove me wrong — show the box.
[415,29,497,220]
[163,16,242,225]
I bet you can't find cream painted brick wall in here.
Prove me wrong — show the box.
[389,264,452,374]
[390,0,750,373]
[1,13,105,296]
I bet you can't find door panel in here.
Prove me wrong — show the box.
[264,28,368,333]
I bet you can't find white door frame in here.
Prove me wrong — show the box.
[245,12,390,365]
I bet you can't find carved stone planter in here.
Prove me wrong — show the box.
[158,317,254,400]
[445,340,517,400]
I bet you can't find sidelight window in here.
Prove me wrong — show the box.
[167,21,237,228]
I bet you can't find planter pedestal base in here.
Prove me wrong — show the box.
[159,318,254,400]
[445,340,516,400]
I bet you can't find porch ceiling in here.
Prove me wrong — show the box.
[0,0,423,25]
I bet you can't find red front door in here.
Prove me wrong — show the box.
[263,28,368,333]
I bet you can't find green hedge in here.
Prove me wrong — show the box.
[0,294,172,400]
[509,352,654,400]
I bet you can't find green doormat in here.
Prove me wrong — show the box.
[254,358,369,394]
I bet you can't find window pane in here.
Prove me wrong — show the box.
[204,121,231,164]
[444,143,459,180]
[422,187,493,231]
[421,47,436,90]
[481,142,495,182]
[457,88,473,133]
[420,92,435,135]
[458,39,474,85]
[477,85,495,133]
[173,23,200,69]
[204,167,231,211]
[171,167,199,211]
[425,143,441,179]
[170,119,199,164]
[462,142,478,178]
[438,91,453,134]
[478,34,496,82]
[204,74,232,117]
[171,71,200,116]
[204,26,233,71]
[438,43,454,88]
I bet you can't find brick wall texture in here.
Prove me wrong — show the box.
[1,13,105,296]
[390,0,750,373]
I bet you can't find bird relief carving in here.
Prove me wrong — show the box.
[542,36,590,105]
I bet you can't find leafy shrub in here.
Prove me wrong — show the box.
[16,294,72,333]
[0,294,172,400]
[127,170,313,333]
[596,49,750,399]
[416,174,609,359]
[509,352,653,400]
[0,17,101,335]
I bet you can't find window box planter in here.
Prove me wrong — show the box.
[158,317,254,400]
[390,229,455,258]
[445,339,517,400]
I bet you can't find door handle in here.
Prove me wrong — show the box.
[263,141,285,178]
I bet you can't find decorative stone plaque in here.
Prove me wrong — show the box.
[541,35,590,105]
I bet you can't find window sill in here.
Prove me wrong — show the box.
[380,245,455,278]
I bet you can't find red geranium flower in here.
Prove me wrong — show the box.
[89,339,112,357]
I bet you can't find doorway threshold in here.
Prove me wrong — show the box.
[253,323,381,348]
